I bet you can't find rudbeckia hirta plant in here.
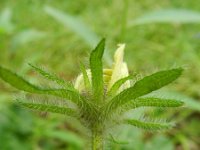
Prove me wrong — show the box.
[0,39,184,150]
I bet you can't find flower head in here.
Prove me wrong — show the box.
[74,44,130,93]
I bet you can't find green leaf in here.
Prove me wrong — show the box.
[29,64,74,90]
[109,134,129,145]
[42,89,81,104]
[0,66,42,93]
[107,75,135,97]
[45,130,84,148]
[44,6,112,65]
[125,119,173,130]
[18,100,78,117]
[129,9,200,26]
[80,63,91,90]
[11,29,46,49]
[0,8,14,34]
[44,6,99,47]
[125,97,183,110]
[90,39,105,102]
[0,66,81,104]
[106,68,183,113]
[148,90,200,112]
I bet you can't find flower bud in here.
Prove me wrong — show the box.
[74,44,130,93]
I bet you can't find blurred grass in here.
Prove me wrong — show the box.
[0,0,200,149]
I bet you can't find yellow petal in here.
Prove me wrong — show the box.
[118,62,130,92]
[74,69,112,92]
[74,70,91,92]
[114,44,125,64]
[108,44,130,90]
[74,44,130,93]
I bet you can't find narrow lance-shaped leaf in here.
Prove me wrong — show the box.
[44,6,99,48]
[125,119,173,130]
[80,63,91,90]
[129,9,200,27]
[43,89,81,104]
[124,97,184,110]
[0,66,81,104]
[12,29,46,48]
[0,8,14,33]
[18,100,78,118]
[106,68,183,113]
[90,39,105,102]
[109,134,129,145]
[149,90,200,112]
[29,63,75,90]
[107,75,135,97]
[44,6,112,65]
[0,66,41,93]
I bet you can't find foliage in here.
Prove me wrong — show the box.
[129,9,200,26]
[0,94,85,150]
[0,39,184,150]
[1,0,200,149]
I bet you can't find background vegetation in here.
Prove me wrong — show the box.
[0,0,200,149]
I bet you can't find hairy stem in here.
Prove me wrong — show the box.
[92,129,103,150]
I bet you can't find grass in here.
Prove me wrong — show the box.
[0,0,200,149]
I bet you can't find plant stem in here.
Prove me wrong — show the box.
[92,129,103,150]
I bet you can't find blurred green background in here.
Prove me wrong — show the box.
[0,0,200,149]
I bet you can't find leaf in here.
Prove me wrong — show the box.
[106,68,183,113]
[29,64,74,90]
[107,125,144,150]
[125,97,183,110]
[148,90,200,112]
[107,75,134,97]
[90,39,105,102]
[44,6,99,47]
[125,119,173,130]
[18,100,78,117]
[109,134,129,145]
[42,89,81,104]
[0,66,81,104]
[44,6,112,65]
[11,29,46,49]
[80,63,91,90]
[0,8,14,34]
[0,66,42,93]
[45,130,84,148]
[129,9,200,26]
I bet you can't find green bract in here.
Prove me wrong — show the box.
[0,39,184,150]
